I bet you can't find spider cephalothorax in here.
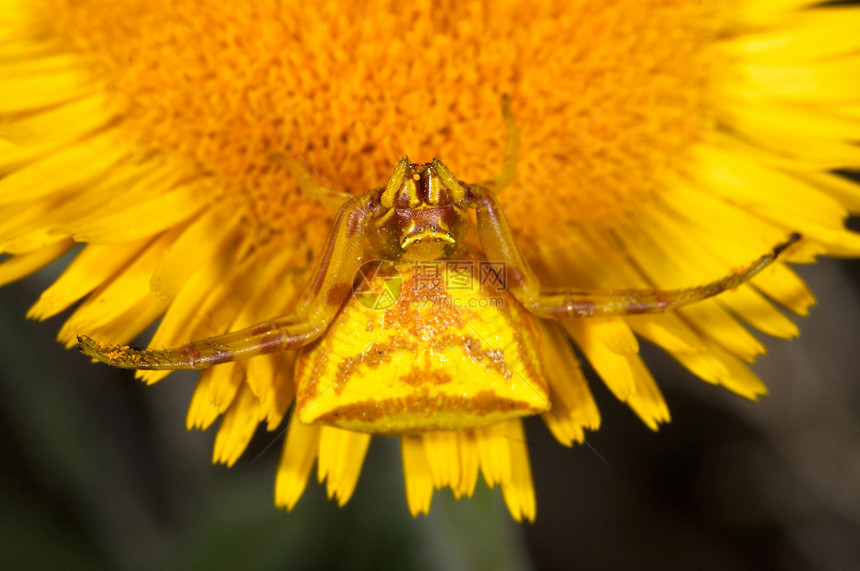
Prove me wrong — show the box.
[367,158,471,261]
[79,100,799,434]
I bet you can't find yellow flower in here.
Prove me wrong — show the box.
[1,0,859,522]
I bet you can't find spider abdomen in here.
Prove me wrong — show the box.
[295,257,550,434]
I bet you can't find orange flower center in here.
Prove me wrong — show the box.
[37,0,731,251]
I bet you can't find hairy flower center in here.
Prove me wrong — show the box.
[37,0,729,250]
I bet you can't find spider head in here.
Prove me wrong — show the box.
[372,157,470,260]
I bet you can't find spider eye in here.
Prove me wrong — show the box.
[416,226,424,232]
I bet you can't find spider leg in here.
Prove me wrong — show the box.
[481,94,520,193]
[529,236,800,319]
[470,185,800,319]
[78,195,373,370]
[77,319,322,370]
[270,153,353,210]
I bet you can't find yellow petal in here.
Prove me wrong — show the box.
[275,413,321,511]
[795,171,860,215]
[0,200,51,247]
[719,287,799,339]
[186,371,220,431]
[28,239,151,320]
[136,257,240,384]
[476,421,512,489]
[660,173,787,252]
[563,319,635,401]
[499,419,536,523]
[751,262,816,317]
[730,56,860,103]
[422,431,461,490]
[137,236,268,384]
[9,156,180,249]
[627,313,704,355]
[454,431,479,500]
[0,53,90,78]
[537,320,600,446]
[207,362,244,414]
[0,130,128,207]
[220,241,305,336]
[401,434,434,517]
[588,316,639,355]
[257,353,296,431]
[0,92,113,145]
[0,37,58,60]
[212,383,261,467]
[644,204,799,339]
[704,341,769,400]
[57,229,178,344]
[650,179,817,316]
[721,100,859,146]
[731,0,819,28]
[691,143,849,229]
[716,105,860,170]
[149,203,242,300]
[0,138,63,175]
[0,239,73,287]
[622,213,767,362]
[245,352,281,401]
[679,303,765,364]
[0,66,101,114]
[73,296,169,348]
[625,357,670,430]
[317,426,371,506]
[721,9,860,63]
[71,182,208,244]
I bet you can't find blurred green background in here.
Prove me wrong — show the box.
[1,248,859,570]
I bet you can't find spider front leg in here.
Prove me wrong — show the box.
[78,194,373,370]
[270,153,353,211]
[470,185,799,319]
[485,94,520,193]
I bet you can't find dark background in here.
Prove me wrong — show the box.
[1,247,859,570]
